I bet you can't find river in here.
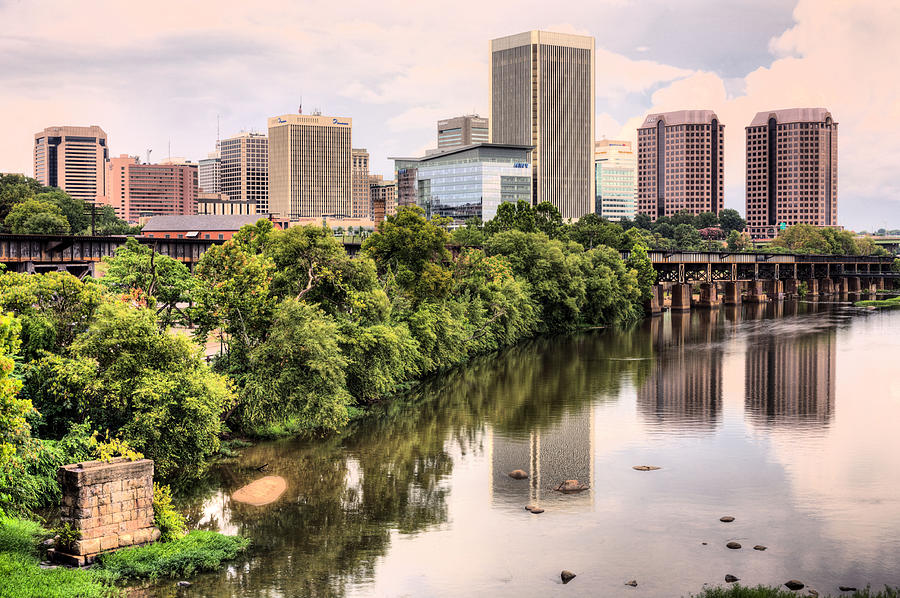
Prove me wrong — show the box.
[153,300,900,597]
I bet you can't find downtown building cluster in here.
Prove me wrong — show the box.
[30,31,838,238]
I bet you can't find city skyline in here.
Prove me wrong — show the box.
[1,1,899,229]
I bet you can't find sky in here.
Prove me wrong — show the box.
[1,0,898,231]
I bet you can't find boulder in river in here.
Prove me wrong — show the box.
[753,545,767,551]
[632,465,661,471]
[839,587,858,592]
[726,541,742,550]
[625,580,638,587]
[719,516,735,522]
[525,504,537,511]
[508,469,529,480]
[725,575,739,583]
[177,581,192,587]
[784,580,805,590]
[560,570,576,584]
[530,507,545,514]
[232,475,287,506]
[555,479,588,493]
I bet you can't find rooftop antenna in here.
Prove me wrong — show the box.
[216,114,221,150]
[167,138,171,161]
[299,95,303,115]
[146,149,152,164]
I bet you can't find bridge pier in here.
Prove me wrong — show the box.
[671,283,692,311]
[837,277,850,294]
[645,285,663,316]
[876,277,885,291]
[695,282,720,308]
[820,278,834,295]
[745,280,768,303]
[724,281,742,305]
[764,279,784,301]
[847,277,861,293]
[805,278,819,297]
[783,278,799,298]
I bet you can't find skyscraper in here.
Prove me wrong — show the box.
[220,132,268,213]
[103,155,198,220]
[594,140,636,221]
[198,150,221,194]
[351,148,370,218]
[437,115,489,150]
[33,125,108,203]
[637,110,724,220]
[267,114,352,220]
[490,31,595,220]
[745,108,838,239]
[369,174,397,225]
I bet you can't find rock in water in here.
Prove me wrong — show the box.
[725,575,739,583]
[530,507,545,514]
[177,581,192,587]
[719,516,735,522]
[625,580,638,587]
[232,476,287,506]
[508,469,528,480]
[784,580,805,590]
[632,465,661,471]
[726,542,742,550]
[560,570,576,584]
[525,504,537,511]
[839,587,858,592]
[807,590,819,597]
[556,479,588,493]
[753,545,767,551]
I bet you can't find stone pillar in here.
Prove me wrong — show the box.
[670,283,692,311]
[745,280,768,303]
[838,277,849,294]
[764,280,784,301]
[820,278,834,295]
[724,281,742,305]
[847,277,861,293]
[645,285,663,316]
[876,277,885,291]
[695,282,720,307]
[783,279,799,297]
[805,279,819,297]
[54,459,159,566]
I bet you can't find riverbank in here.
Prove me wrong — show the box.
[692,585,898,597]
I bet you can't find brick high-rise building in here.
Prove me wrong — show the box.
[351,148,370,218]
[437,115,489,150]
[33,125,108,203]
[369,174,397,225]
[637,110,724,220]
[220,132,268,214]
[490,31,595,220]
[745,108,838,239]
[267,114,352,220]
[103,155,197,221]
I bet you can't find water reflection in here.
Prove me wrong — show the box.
[148,303,900,597]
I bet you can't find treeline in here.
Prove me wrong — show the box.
[0,206,651,513]
[0,173,140,235]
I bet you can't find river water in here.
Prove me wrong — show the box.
[157,300,900,597]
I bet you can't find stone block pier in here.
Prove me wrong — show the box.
[53,458,159,565]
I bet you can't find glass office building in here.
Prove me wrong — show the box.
[392,143,532,224]
[594,139,636,221]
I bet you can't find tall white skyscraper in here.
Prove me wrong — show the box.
[489,30,595,220]
[198,150,221,194]
[594,140,636,221]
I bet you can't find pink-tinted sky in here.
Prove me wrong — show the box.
[1,0,898,230]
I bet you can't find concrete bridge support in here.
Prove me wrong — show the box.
[671,283,692,311]
[724,281,742,305]
[838,277,850,294]
[847,277,861,293]
[645,285,663,315]
[783,278,799,297]
[764,280,784,301]
[805,278,819,297]
[745,280,768,303]
[695,282,721,307]
[877,278,885,291]
[821,278,834,295]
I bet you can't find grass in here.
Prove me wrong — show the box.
[97,530,250,580]
[855,295,900,308]
[692,584,899,598]
[245,415,312,439]
[0,552,120,598]
[0,516,45,557]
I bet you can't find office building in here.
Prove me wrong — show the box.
[637,110,724,220]
[198,150,221,194]
[351,148,370,218]
[220,132,268,214]
[197,192,255,216]
[33,125,108,202]
[103,155,198,221]
[369,175,397,224]
[268,114,352,220]
[391,143,532,224]
[437,115,489,150]
[745,108,838,239]
[490,31,595,219]
[594,140,636,221]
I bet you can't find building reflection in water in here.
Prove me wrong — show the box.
[636,310,724,431]
[745,329,836,428]
[489,407,594,509]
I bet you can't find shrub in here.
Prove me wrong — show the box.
[152,483,186,542]
[98,530,249,580]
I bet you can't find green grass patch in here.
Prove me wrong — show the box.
[0,552,120,598]
[97,530,249,580]
[855,295,900,308]
[691,584,899,598]
[245,415,312,439]
[0,516,45,557]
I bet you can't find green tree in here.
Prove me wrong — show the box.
[569,213,627,250]
[0,314,34,509]
[4,199,70,234]
[626,243,655,303]
[674,224,702,250]
[653,222,674,239]
[670,210,696,227]
[101,238,196,326]
[451,218,485,246]
[726,230,753,251]
[771,223,830,254]
[633,213,652,230]
[695,212,719,229]
[34,190,88,233]
[484,200,537,235]
[0,174,44,222]
[718,208,746,233]
[534,201,564,238]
